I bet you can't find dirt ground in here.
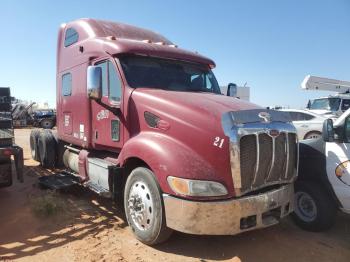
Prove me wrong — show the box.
[0,128,350,262]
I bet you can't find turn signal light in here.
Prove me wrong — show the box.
[335,161,350,177]
[167,176,228,197]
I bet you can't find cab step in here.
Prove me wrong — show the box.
[84,181,111,198]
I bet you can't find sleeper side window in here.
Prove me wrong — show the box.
[62,73,72,96]
[64,28,79,47]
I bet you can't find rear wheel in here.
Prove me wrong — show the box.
[124,167,172,245]
[40,119,54,129]
[38,130,57,168]
[30,129,41,161]
[292,181,337,231]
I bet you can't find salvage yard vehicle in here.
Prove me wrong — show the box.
[302,75,350,118]
[12,102,56,129]
[30,18,298,245]
[279,108,326,140]
[293,77,350,231]
[0,87,24,188]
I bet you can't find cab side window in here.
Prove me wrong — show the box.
[344,116,350,142]
[289,112,299,121]
[302,113,314,121]
[96,61,108,96]
[289,112,314,121]
[96,60,122,102]
[62,73,72,96]
[64,28,79,47]
[342,99,350,111]
[108,61,122,102]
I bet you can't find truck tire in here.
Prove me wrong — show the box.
[30,129,41,161]
[40,119,54,129]
[292,181,337,231]
[124,167,173,245]
[38,130,57,168]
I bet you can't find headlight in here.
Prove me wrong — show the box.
[167,176,228,197]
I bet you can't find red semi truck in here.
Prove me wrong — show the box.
[31,18,298,245]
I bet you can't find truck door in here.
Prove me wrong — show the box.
[91,58,124,152]
[325,117,350,213]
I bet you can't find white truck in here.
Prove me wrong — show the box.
[302,75,350,117]
[293,77,350,231]
[220,83,250,101]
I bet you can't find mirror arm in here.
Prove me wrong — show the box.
[95,99,121,117]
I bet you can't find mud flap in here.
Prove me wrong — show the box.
[13,146,24,182]
[110,166,124,201]
[0,159,12,188]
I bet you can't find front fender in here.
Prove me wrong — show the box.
[118,131,224,195]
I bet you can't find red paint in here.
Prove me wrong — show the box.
[78,150,89,181]
[56,19,261,199]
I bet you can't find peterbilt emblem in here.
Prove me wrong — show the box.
[258,112,271,123]
[269,129,280,137]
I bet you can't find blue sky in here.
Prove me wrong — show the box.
[0,0,349,108]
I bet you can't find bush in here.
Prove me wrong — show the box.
[30,191,65,217]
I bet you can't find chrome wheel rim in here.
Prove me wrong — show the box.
[294,191,317,222]
[42,120,51,128]
[306,133,321,140]
[127,181,154,231]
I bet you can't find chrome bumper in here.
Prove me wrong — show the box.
[163,184,294,235]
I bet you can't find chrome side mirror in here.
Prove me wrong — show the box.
[322,118,334,142]
[87,66,102,100]
[227,83,237,97]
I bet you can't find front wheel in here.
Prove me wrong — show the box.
[124,167,172,245]
[292,181,337,231]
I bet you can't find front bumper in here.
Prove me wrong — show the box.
[163,184,293,235]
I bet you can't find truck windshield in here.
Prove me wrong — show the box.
[119,56,221,94]
[310,98,341,112]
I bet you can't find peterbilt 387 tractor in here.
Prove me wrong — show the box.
[30,19,298,245]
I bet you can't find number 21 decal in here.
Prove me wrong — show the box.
[213,137,225,148]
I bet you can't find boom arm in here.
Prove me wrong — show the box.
[302,75,350,93]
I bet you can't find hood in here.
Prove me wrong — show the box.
[132,88,260,133]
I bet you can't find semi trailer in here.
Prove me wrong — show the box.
[31,18,298,245]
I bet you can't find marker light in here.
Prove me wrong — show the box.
[167,176,228,197]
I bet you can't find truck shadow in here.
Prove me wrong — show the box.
[154,212,350,261]
[2,165,350,261]
[0,165,127,260]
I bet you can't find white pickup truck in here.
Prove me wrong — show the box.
[293,105,350,231]
[302,75,350,117]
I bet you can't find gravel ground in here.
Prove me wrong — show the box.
[0,128,349,262]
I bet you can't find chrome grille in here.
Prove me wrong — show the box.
[239,132,297,194]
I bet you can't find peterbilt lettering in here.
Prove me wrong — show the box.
[31,18,298,245]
